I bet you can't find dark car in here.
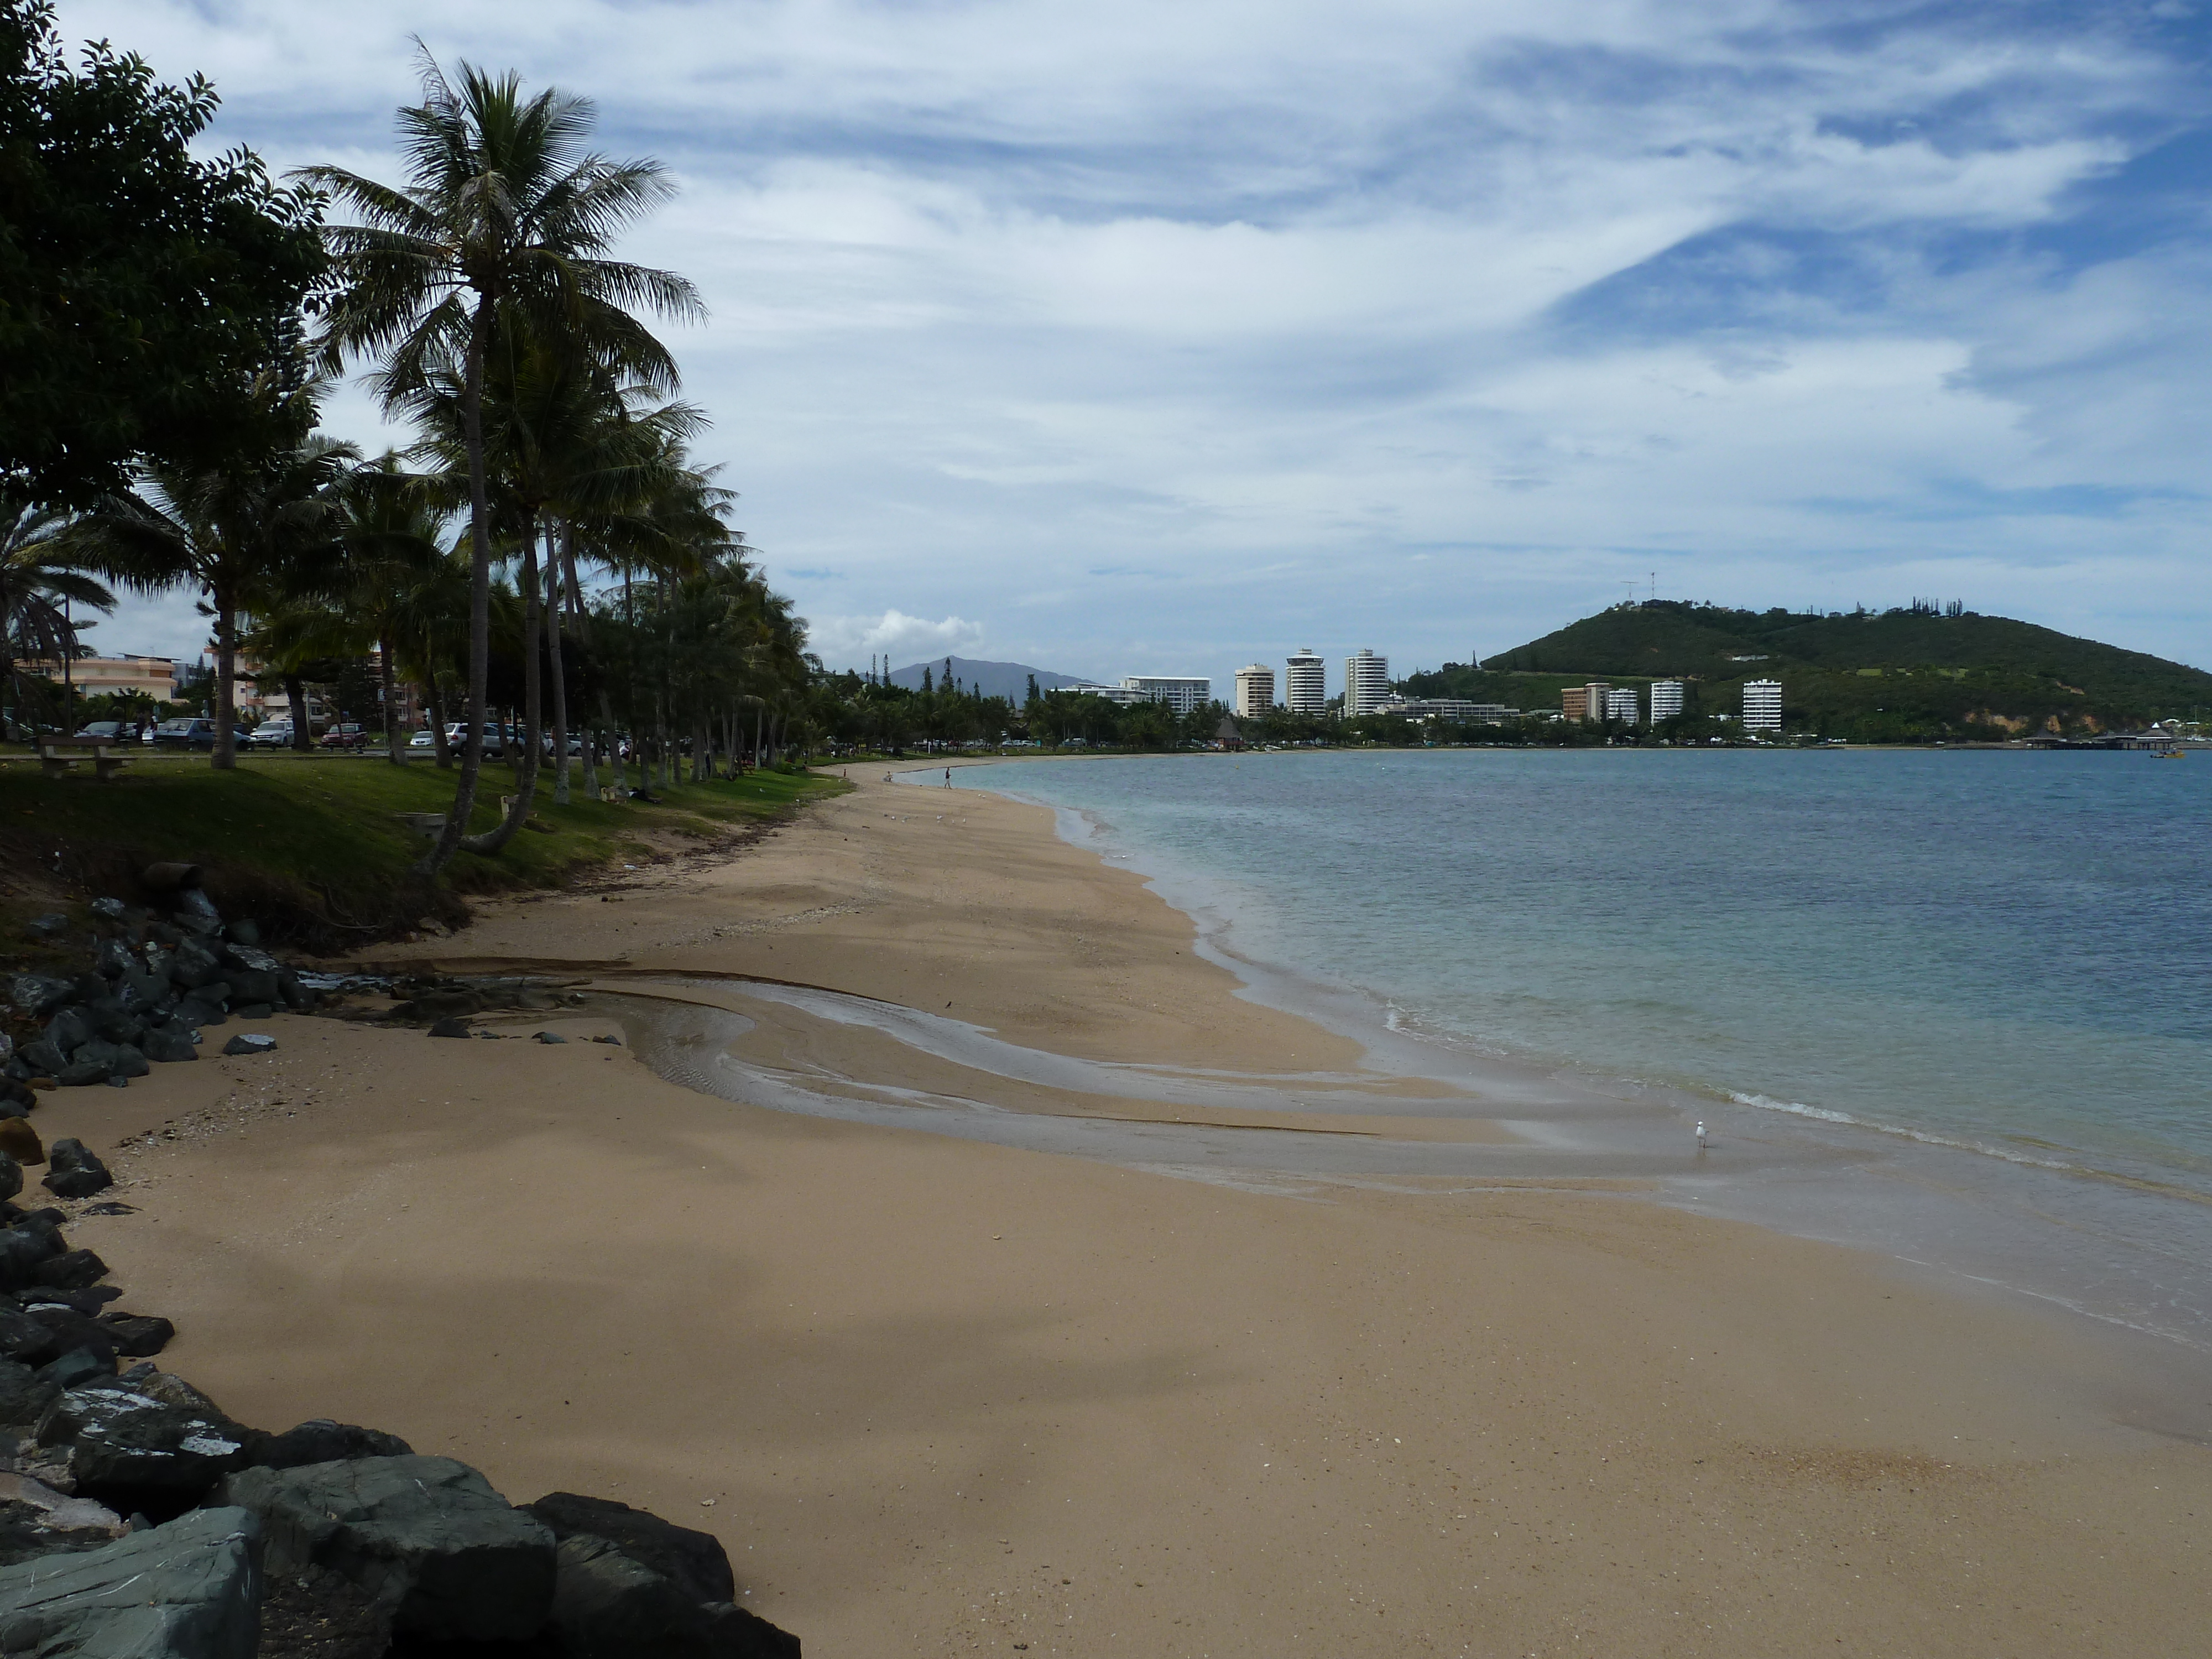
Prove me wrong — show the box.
[318,723,372,749]
[73,720,127,740]
[151,717,248,751]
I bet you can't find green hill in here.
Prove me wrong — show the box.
[1402,602,2212,740]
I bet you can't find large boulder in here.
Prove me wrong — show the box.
[44,1007,95,1056]
[241,1418,413,1470]
[0,1306,60,1365]
[0,1470,126,1567]
[0,1504,262,1658]
[0,1222,62,1290]
[67,1040,149,1082]
[33,1380,255,1508]
[214,1454,555,1642]
[8,974,76,1019]
[528,1492,801,1658]
[33,1247,111,1290]
[44,1139,114,1199]
[143,1028,200,1064]
[168,940,223,991]
[0,1117,43,1164]
[98,1312,176,1358]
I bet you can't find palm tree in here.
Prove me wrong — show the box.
[1,494,116,740]
[300,49,701,873]
[69,427,360,769]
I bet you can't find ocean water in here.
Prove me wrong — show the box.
[947,749,2212,1350]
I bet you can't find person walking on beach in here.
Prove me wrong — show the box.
[945,767,952,788]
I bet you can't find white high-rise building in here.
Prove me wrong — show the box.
[1606,687,1641,724]
[1233,665,1275,719]
[1741,679,1783,731]
[1284,649,1326,714]
[1344,649,1391,717]
[1121,676,1211,714]
[1648,680,1686,722]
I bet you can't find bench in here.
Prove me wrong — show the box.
[36,737,129,781]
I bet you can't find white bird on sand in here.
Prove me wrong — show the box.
[1695,1120,1708,1150]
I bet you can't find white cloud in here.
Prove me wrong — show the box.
[806,610,987,669]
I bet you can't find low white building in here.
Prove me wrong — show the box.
[1741,679,1783,731]
[1648,680,1685,721]
[1344,649,1391,717]
[1121,676,1212,714]
[1373,696,1519,723]
[1233,665,1275,719]
[1284,649,1326,714]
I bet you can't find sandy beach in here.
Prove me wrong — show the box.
[27,768,2211,1656]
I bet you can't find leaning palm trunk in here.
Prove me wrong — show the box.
[416,301,497,876]
[380,635,406,765]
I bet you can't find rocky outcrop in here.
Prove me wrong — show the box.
[216,1454,556,1643]
[43,1138,114,1199]
[0,1504,263,1658]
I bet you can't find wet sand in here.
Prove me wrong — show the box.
[30,768,2212,1656]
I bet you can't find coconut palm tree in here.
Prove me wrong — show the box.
[1,493,116,740]
[300,49,701,873]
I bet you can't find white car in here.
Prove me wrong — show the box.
[408,729,437,749]
[247,722,296,749]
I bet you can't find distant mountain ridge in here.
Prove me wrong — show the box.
[1403,602,2212,739]
[886,656,1088,701]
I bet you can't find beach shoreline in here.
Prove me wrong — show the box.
[25,766,2212,1655]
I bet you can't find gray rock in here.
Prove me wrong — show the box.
[0,1224,63,1289]
[33,1381,254,1505]
[0,1306,59,1365]
[0,1504,262,1657]
[220,1034,276,1057]
[176,889,222,928]
[25,1309,117,1366]
[526,1491,735,1605]
[242,1419,413,1470]
[87,897,128,923]
[169,940,223,990]
[533,1031,570,1044]
[46,1138,114,1194]
[9,974,77,1019]
[74,1039,149,1081]
[0,1150,18,1204]
[55,1059,113,1089]
[215,1454,555,1642]
[22,1284,120,1315]
[26,913,70,940]
[93,938,134,978]
[0,1470,126,1567]
[427,1017,472,1039]
[45,1007,96,1055]
[20,1037,67,1076]
[0,1033,12,1064]
[96,1314,174,1360]
[220,943,279,975]
[143,1029,200,1064]
[0,1357,60,1431]
[35,1347,117,1391]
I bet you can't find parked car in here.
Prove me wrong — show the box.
[151,717,248,751]
[408,728,438,750]
[247,721,298,749]
[317,723,371,749]
[443,722,508,758]
[72,721,126,740]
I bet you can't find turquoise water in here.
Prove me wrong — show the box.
[957,749,2212,1203]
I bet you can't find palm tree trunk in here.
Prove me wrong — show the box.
[465,514,542,853]
[380,638,405,765]
[546,526,571,806]
[285,674,312,751]
[429,682,452,768]
[416,295,496,877]
[212,595,239,771]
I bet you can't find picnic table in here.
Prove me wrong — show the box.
[37,735,131,781]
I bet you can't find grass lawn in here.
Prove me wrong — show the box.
[0,748,844,952]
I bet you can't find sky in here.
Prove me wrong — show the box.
[62,0,2212,699]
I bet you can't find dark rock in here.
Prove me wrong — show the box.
[80,1039,150,1080]
[427,1017,473,1039]
[0,1357,60,1430]
[55,1058,113,1089]
[545,1531,806,1658]
[533,1031,570,1044]
[143,1028,200,1064]
[278,971,312,1010]
[32,1248,109,1289]
[225,967,280,1006]
[243,1419,414,1470]
[0,1503,263,1656]
[230,1003,275,1021]
[10,974,78,1018]
[26,913,70,939]
[0,1306,59,1365]
[591,1034,622,1046]
[20,1036,67,1075]
[178,888,223,928]
[228,919,262,947]
[96,1313,175,1358]
[70,972,108,1004]
[117,966,170,1013]
[35,1346,116,1390]
[147,920,184,947]
[215,1454,555,1642]
[221,1034,276,1057]
[0,1150,17,1203]
[170,939,223,990]
[44,1139,115,1198]
[222,942,281,975]
[0,1223,63,1289]
[20,1283,119,1314]
[93,937,134,978]
[0,1470,127,1566]
[13,1206,65,1237]
[45,1006,96,1055]
[27,1308,118,1365]
[256,1563,391,1659]
[87,896,128,923]
[526,1491,735,1605]
[34,1380,255,1506]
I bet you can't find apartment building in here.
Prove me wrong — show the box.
[1284,649,1326,714]
[1233,665,1276,719]
[1121,676,1212,714]
[1648,680,1686,721]
[1344,649,1391,717]
[1741,679,1783,731]
[1606,687,1641,723]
